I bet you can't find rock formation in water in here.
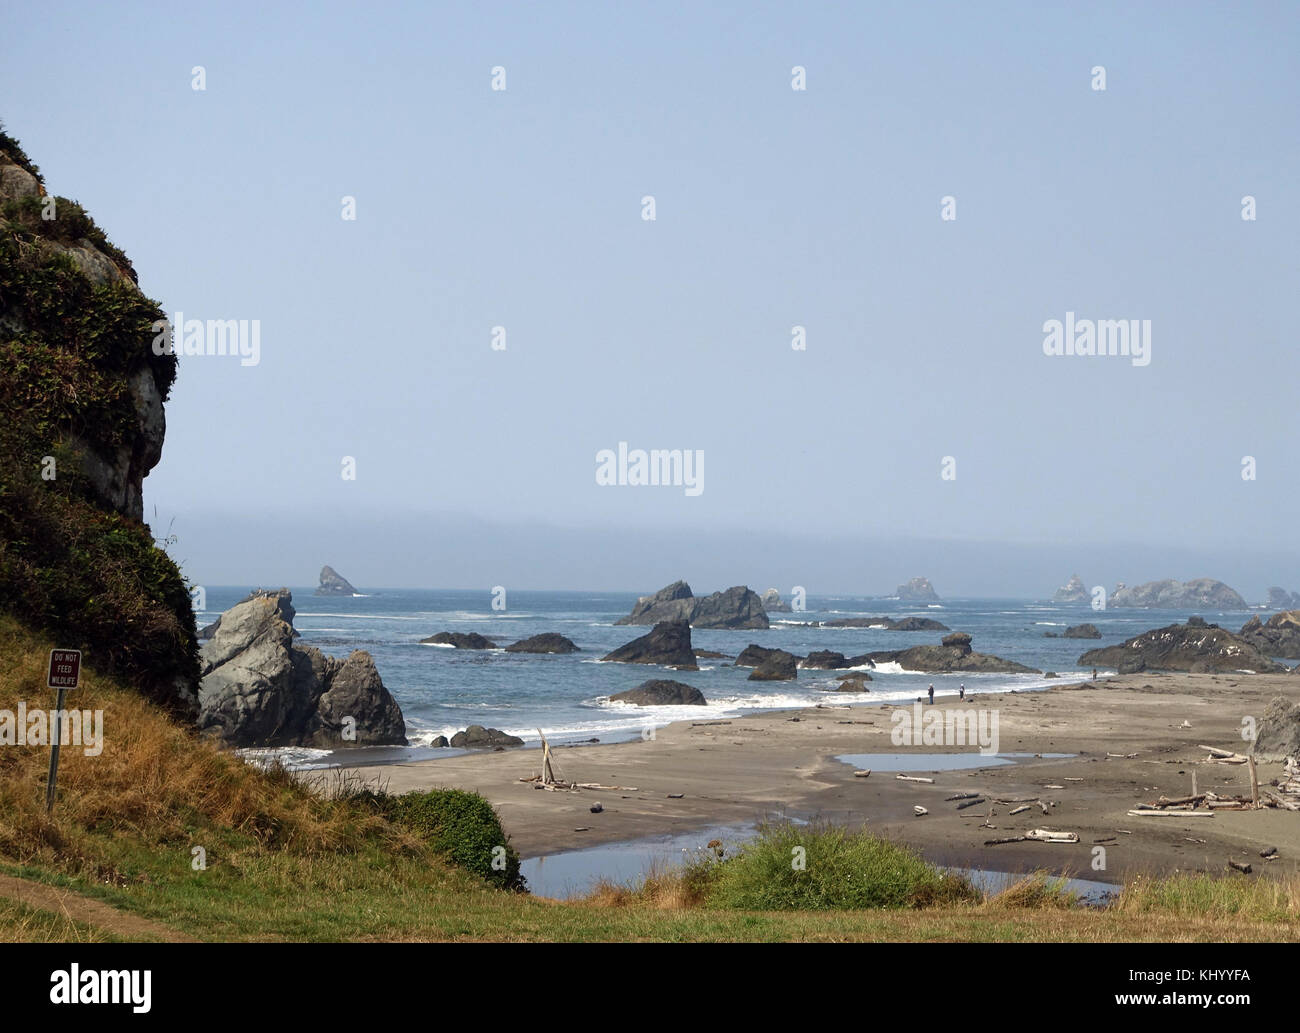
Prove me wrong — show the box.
[1063,623,1102,639]
[894,577,940,602]
[1053,575,1090,603]
[420,631,499,649]
[601,620,699,669]
[747,649,798,681]
[760,588,792,613]
[198,591,407,747]
[315,565,358,596]
[504,633,579,653]
[1108,579,1247,610]
[1239,611,1300,659]
[610,679,707,706]
[867,631,1039,674]
[615,581,769,629]
[1266,587,1300,610]
[449,725,523,747]
[1078,618,1285,674]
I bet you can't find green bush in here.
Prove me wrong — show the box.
[375,789,525,891]
[699,822,979,911]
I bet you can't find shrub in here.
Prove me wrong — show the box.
[699,822,978,911]
[372,789,524,891]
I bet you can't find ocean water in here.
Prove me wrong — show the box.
[196,588,1262,756]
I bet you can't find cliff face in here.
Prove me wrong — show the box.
[0,124,198,713]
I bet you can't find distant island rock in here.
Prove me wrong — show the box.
[1053,574,1090,603]
[504,633,579,653]
[449,725,523,748]
[610,679,707,706]
[760,588,792,613]
[315,565,358,596]
[1239,611,1300,659]
[866,631,1038,674]
[198,591,406,748]
[601,620,699,669]
[616,581,769,629]
[1109,578,1246,610]
[895,577,940,602]
[1063,623,1102,639]
[420,631,499,649]
[1078,617,1285,674]
[1267,587,1300,610]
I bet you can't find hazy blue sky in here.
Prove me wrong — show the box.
[4,1,1298,595]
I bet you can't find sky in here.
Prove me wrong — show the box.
[3,1,1298,596]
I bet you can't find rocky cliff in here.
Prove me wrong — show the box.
[1109,579,1246,610]
[0,124,198,713]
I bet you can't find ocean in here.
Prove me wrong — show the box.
[196,587,1261,763]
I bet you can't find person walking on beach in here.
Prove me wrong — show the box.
[959,683,965,700]
[927,684,934,704]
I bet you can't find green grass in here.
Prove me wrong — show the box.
[693,822,981,911]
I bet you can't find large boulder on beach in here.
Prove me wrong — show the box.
[504,633,579,653]
[1240,611,1300,659]
[610,679,707,706]
[1250,697,1300,762]
[616,581,769,629]
[601,620,698,669]
[868,632,1038,674]
[314,565,358,596]
[198,592,406,748]
[761,588,793,613]
[895,577,939,602]
[420,631,498,649]
[748,649,798,681]
[1078,620,1286,674]
[449,725,524,748]
[1053,574,1090,603]
[1064,623,1102,639]
[1109,578,1246,610]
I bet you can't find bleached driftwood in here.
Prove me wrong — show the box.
[1126,809,1214,817]
[896,775,934,784]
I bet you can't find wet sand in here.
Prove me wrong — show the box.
[356,672,1300,883]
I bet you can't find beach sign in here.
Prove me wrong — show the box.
[45,648,82,812]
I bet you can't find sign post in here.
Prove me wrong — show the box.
[45,649,81,813]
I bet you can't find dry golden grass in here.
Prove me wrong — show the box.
[0,616,413,872]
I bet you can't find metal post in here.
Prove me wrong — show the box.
[45,685,66,813]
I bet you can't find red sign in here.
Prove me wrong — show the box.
[47,649,81,690]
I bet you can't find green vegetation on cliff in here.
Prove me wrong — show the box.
[0,122,197,710]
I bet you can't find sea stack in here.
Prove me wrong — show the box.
[315,565,358,596]
[895,577,940,602]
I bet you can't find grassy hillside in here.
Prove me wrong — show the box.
[0,616,1297,942]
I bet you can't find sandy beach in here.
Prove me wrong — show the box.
[356,672,1300,886]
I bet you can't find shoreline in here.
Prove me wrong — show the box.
[349,672,1300,885]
